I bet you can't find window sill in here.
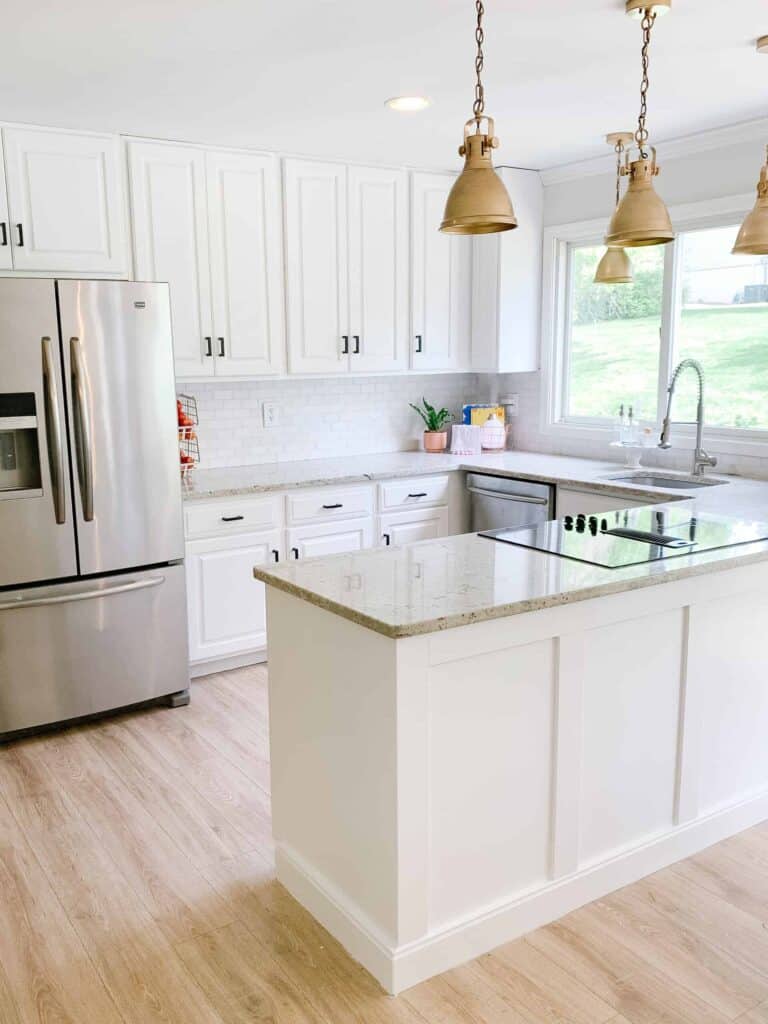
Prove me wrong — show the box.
[542,418,768,460]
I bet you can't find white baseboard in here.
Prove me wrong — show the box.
[190,649,267,678]
[276,789,768,995]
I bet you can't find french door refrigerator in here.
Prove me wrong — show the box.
[0,279,189,736]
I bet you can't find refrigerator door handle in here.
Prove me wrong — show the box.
[41,336,66,525]
[70,336,95,522]
[0,575,165,612]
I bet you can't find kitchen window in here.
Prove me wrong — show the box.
[544,201,768,451]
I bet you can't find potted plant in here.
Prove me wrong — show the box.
[410,397,453,453]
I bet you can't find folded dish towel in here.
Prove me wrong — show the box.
[450,424,483,455]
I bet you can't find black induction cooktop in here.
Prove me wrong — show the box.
[479,506,768,569]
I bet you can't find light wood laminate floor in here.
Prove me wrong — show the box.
[0,665,767,1024]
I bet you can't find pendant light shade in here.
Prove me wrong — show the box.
[441,119,517,234]
[605,152,674,247]
[733,151,768,255]
[594,246,634,284]
[440,0,516,235]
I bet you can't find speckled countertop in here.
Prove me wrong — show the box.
[230,448,768,637]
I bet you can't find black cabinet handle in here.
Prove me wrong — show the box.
[383,533,391,546]
[0,223,7,246]
[15,224,23,247]
[221,514,244,522]
[218,337,225,357]
[353,335,360,354]
[272,549,279,563]
[415,335,423,353]
[322,503,343,510]
[408,492,428,498]
[292,547,299,559]
[204,336,213,357]
[341,335,349,355]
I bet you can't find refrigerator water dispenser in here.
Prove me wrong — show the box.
[0,393,42,496]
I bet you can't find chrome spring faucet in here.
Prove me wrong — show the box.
[658,359,718,477]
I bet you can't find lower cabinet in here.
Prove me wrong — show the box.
[287,518,374,560]
[556,487,656,519]
[186,528,281,665]
[379,506,448,547]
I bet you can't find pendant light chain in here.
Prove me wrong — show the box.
[473,0,485,121]
[615,140,624,208]
[635,9,657,157]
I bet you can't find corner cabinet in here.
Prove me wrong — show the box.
[411,172,473,371]
[471,166,543,373]
[284,158,408,374]
[0,126,128,275]
[128,140,284,380]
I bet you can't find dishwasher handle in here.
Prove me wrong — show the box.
[466,484,549,506]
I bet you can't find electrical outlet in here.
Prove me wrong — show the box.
[502,394,519,417]
[262,402,280,428]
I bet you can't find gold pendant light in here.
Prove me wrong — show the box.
[733,147,768,255]
[595,132,635,284]
[605,2,674,248]
[440,0,516,235]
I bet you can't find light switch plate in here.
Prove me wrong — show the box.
[262,402,280,428]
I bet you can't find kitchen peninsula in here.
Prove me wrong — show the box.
[255,500,768,994]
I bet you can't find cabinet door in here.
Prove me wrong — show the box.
[347,165,408,372]
[129,141,213,379]
[0,151,12,270]
[186,529,281,663]
[379,507,448,547]
[411,172,472,370]
[207,150,285,376]
[284,158,349,374]
[3,127,127,274]
[556,487,653,519]
[287,518,373,560]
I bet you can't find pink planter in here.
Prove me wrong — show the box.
[423,430,448,453]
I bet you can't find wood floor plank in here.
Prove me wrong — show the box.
[405,968,531,1024]
[670,843,768,921]
[737,1002,768,1023]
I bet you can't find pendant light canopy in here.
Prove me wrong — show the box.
[440,1,516,235]
[605,2,674,248]
[595,132,634,284]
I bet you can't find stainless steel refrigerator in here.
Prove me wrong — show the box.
[0,279,189,737]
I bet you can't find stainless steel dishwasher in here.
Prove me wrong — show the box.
[467,474,554,532]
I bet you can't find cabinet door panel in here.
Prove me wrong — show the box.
[129,141,213,379]
[0,152,12,270]
[556,488,653,519]
[284,159,348,374]
[379,507,448,547]
[411,172,472,370]
[348,165,407,372]
[186,529,281,663]
[207,150,284,376]
[3,128,126,274]
[287,518,373,560]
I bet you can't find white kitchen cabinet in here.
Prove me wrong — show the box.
[472,167,543,373]
[287,518,374,560]
[206,150,285,376]
[2,127,127,274]
[0,154,11,271]
[379,506,448,547]
[186,528,282,664]
[347,164,408,372]
[129,141,214,378]
[284,158,349,375]
[411,171,472,371]
[556,487,657,519]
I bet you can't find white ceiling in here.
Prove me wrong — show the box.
[4,0,768,171]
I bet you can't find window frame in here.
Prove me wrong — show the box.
[540,190,768,457]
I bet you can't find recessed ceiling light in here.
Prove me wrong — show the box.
[385,96,431,113]
[757,35,768,53]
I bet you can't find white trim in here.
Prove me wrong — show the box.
[539,192,768,455]
[541,117,768,186]
[277,791,768,995]
[189,648,266,678]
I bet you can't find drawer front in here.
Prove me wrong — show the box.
[378,474,450,512]
[286,484,375,525]
[185,495,282,539]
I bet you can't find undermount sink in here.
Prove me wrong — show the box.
[610,473,727,490]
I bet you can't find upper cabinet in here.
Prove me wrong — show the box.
[411,172,473,371]
[284,158,408,374]
[471,167,543,374]
[1,127,127,275]
[129,140,284,379]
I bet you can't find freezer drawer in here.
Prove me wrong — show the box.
[0,563,189,736]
